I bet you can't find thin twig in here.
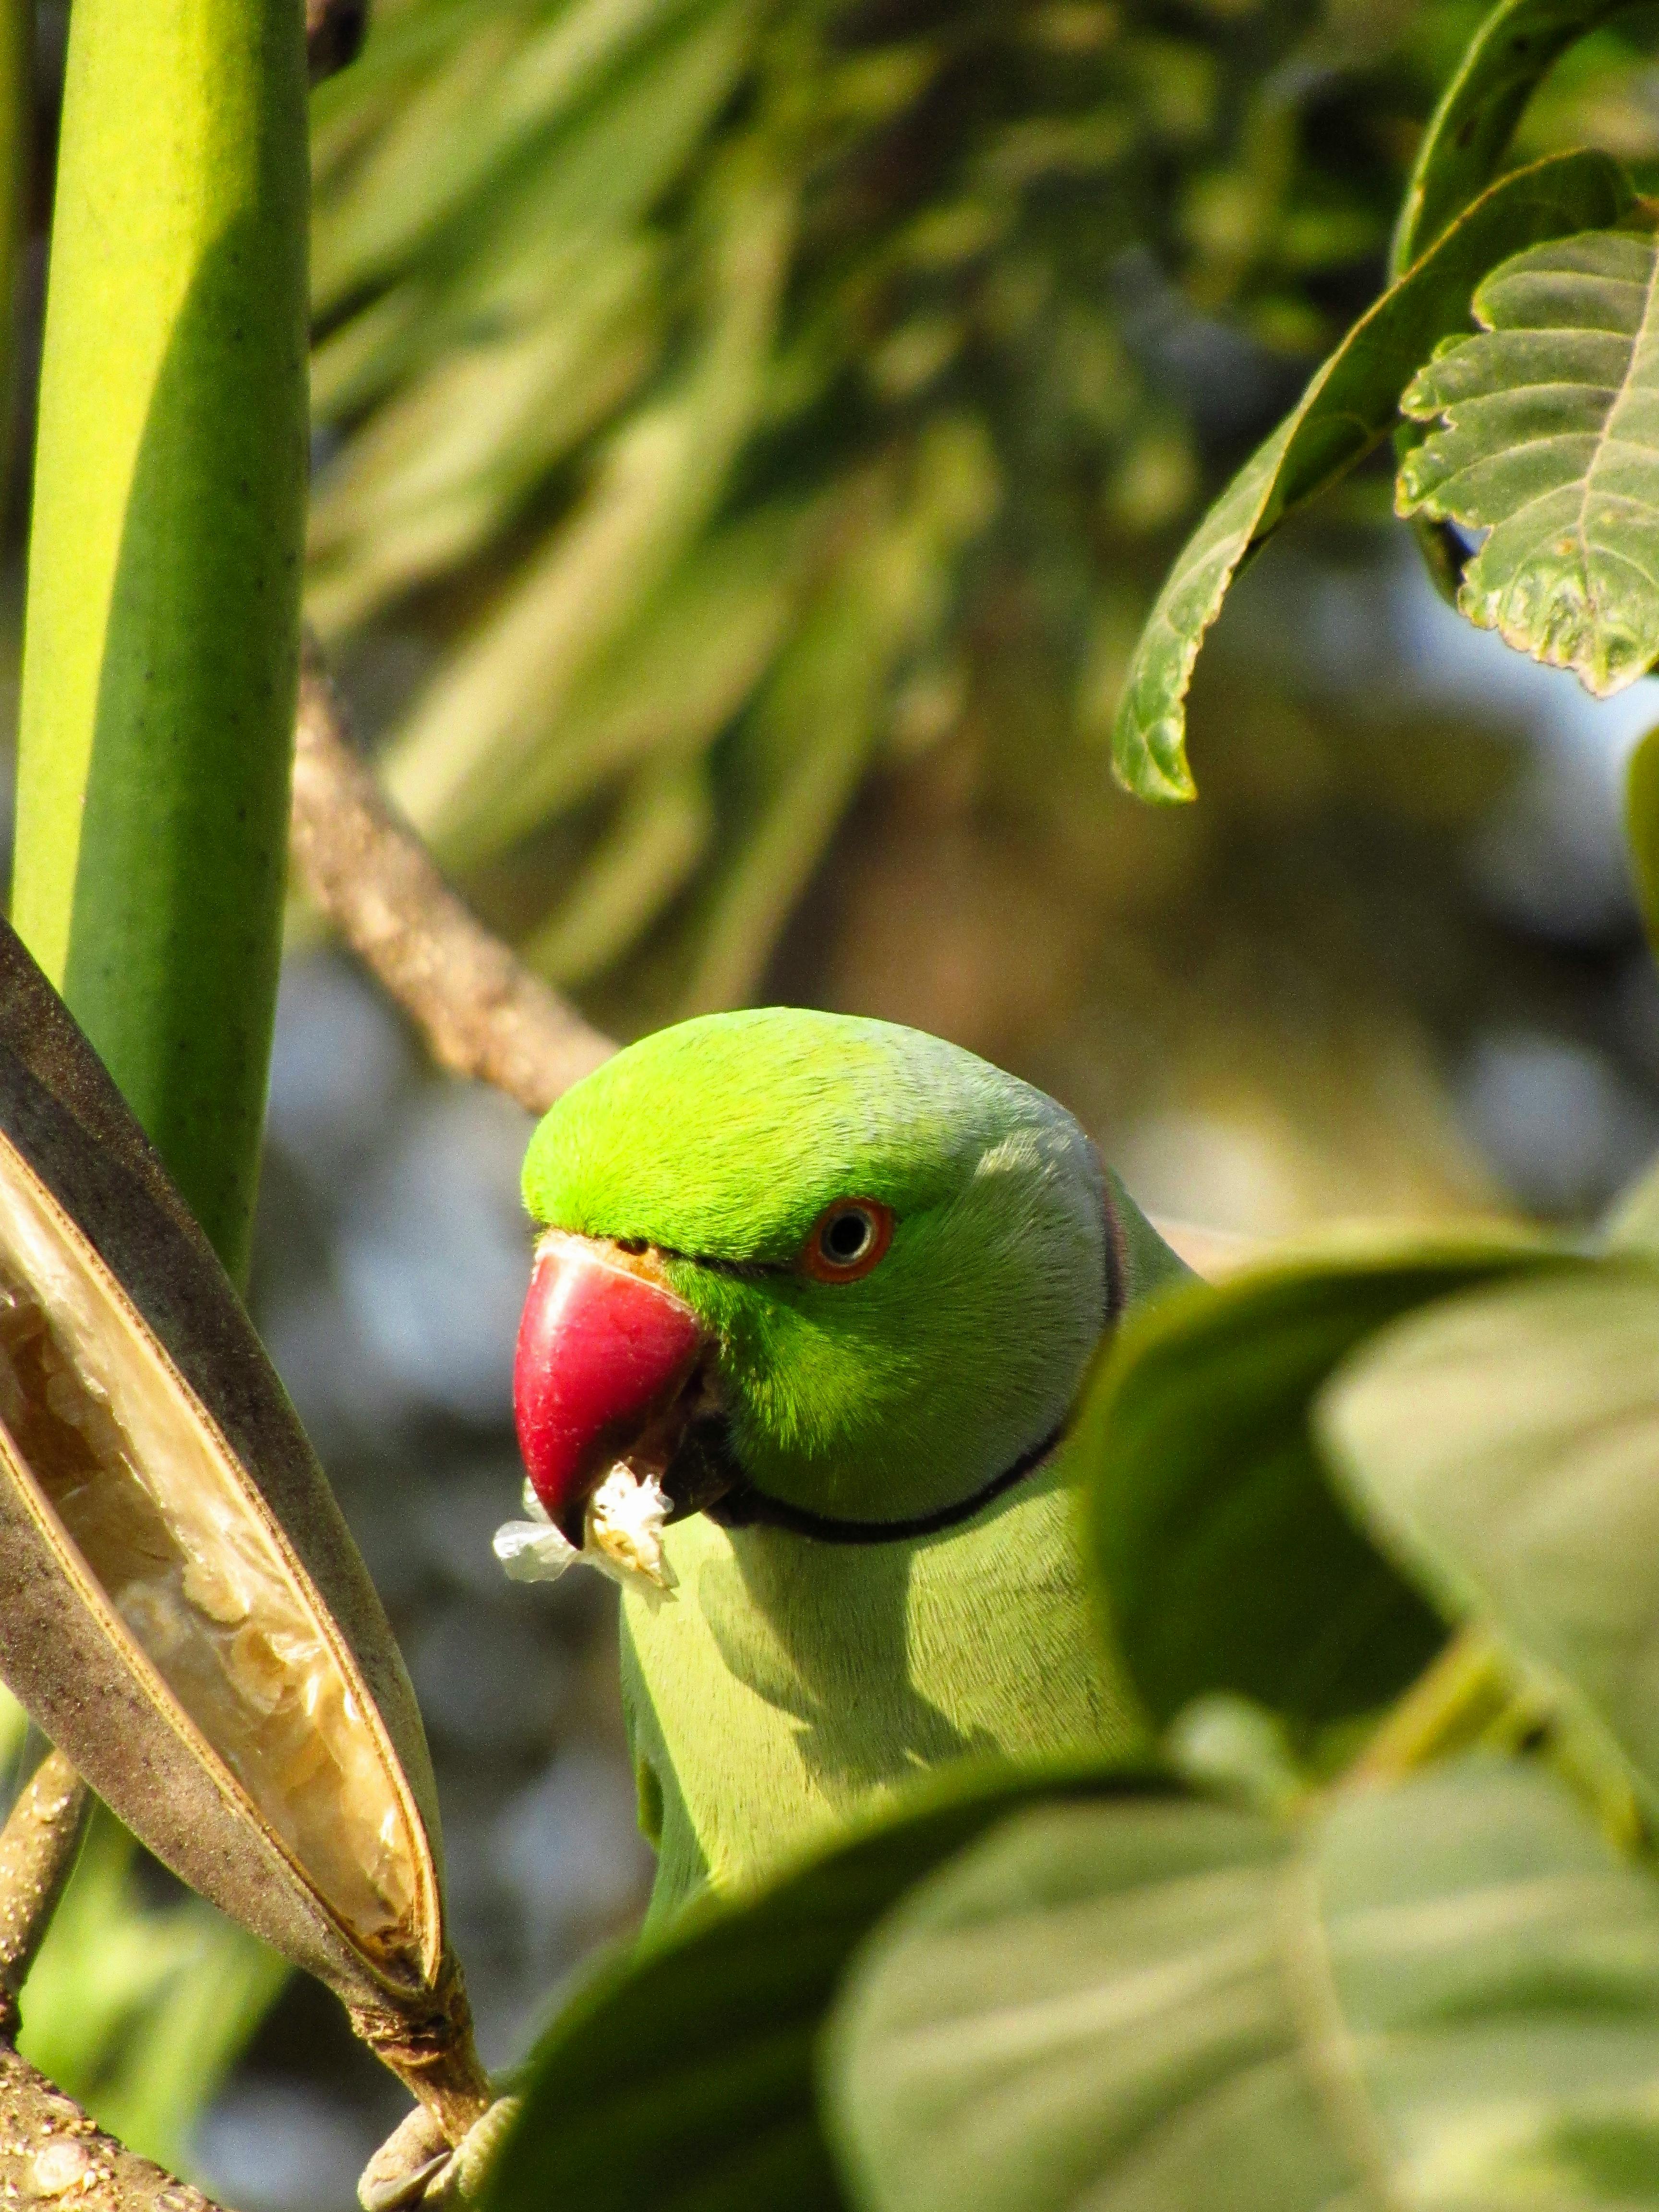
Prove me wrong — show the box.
[0,1750,88,2041]
[291,640,615,1115]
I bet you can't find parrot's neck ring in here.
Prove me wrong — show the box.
[704,1417,1066,1545]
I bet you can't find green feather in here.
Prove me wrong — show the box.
[521,1007,1191,1921]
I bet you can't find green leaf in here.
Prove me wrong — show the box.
[1397,224,1659,697]
[381,134,793,844]
[823,1761,1659,2212]
[521,756,714,984]
[1078,1226,1556,1728]
[681,415,998,1012]
[483,1759,1158,2212]
[422,498,823,875]
[1319,1263,1659,1813]
[1391,0,1643,276]
[1110,149,1631,804]
[1385,0,1640,605]
[310,0,720,314]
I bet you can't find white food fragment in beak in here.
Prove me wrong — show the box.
[586,1466,677,1594]
[493,1470,677,1601]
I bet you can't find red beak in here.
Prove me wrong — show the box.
[513,1232,705,1540]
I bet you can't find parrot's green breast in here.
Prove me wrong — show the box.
[620,1444,1146,1925]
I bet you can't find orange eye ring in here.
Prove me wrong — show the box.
[799,1198,895,1283]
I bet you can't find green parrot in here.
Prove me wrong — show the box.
[499,1007,1190,1927]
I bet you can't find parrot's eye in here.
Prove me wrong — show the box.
[800,1199,894,1283]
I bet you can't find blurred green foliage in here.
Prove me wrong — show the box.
[308,0,1482,1013]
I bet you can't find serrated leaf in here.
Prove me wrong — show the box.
[483,1760,1155,2212]
[823,1762,1659,2212]
[1399,224,1659,697]
[1111,149,1631,803]
[1077,1226,1557,1728]
[1318,1263,1659,1813]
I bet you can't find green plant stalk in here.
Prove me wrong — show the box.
[0,0,30,479]
[12,0,310,1281]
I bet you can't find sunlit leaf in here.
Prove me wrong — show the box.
[1319,1263,1659,1811]
[1398,223,1659,696]
[1079,1226,1558,1727]
[823,1762,1659,2212]
[1111,150,1630,803]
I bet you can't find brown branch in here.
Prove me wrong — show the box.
[0,2042,232,2212]
[291,640,615,1115]
[0,1755,236,2209]
[0,1751,88,2041]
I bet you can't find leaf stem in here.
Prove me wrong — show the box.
[1343,1628,1512,1788]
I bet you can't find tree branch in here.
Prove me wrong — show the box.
[0,2040,231,2212]
[0,1751,88,2041]
[291,640,615,1115]
[0,1755,237,2209]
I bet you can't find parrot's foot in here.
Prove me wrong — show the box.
[359,2094,523,2212]
[493,1469,677,1599]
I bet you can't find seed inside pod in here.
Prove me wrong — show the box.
[0,1140,417,1956]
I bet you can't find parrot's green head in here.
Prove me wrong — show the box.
[512,1008,1179,1545]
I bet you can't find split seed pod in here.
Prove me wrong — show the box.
[0,920,488,2140]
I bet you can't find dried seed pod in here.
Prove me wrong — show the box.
[0,920,488,2140]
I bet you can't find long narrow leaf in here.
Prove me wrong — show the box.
[382,139,794,839]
